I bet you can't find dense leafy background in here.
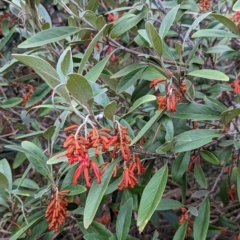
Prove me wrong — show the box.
[1,0,240,239]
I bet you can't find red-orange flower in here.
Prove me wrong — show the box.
[149,78,165,88]
[229,79,240,95]
[118,167,138,190]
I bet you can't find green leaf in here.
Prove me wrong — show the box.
[194,165,208,189]
[1,98,22,108]
[116,198,133,240]
[173,221,187,240]
[21,141,51,179]
[170,103,221,120]
[184,12,211,43]
[84,160,117,228]
[200,150,220,165]
[131,110,164,146]
[0,172,9,189]
[233,0,240,11]
[187,69,229,81]
[220,108,240,125]
[104,101,117,121]
[18,27,80,48]
[116,68,145,94]
[0,26,16,51]
[0,158,12,190]
[9,215,44,240]
[204,96,227,112]
[111,63,148,78]
[43,126,56,141]
[174,130,222,153]
[56,46,73,83]
[13,178,39,189]
[12,54,70,102]
[161,115,174,142]
[145,21,163,56]
[78,24,109,74]
[61,184,87,195]
[206,45,235,54]
[172,151,191,182]
[237,165,240,201]
[156,199,183,210]
[193,198,210,240]
[25,83,51,108]
[192,29,239,38]
[159,5,180,38]
[211,13,240,35]
[67,73,93,107]
[127,95,156,115]
[47,151,68,164]
[110,6,148,38]
[85,55,112,82]
[137,165,168,232]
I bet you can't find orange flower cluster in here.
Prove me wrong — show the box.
[21,84,36,106]
[96,212,111,226]
[199,0,211,11]
[229,79,240,95]
[149,79,186,112]
[179,207,193,237]
[63,124,145,190]
[118,153,145,190]
[45,190,69,232]
[63,126,116,187]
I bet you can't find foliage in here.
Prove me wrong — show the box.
[1,0,240,239]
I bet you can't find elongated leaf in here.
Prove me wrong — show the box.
[84,160,117,228]
[127,95,156,115]
[12,54,70,102]
[145,21,163,56]
[25,83,51,108]
[18,27,80,48]
[174,130,222,153]
[67,73,93,107]
[116,198,133,240]
[9,215,44,240]
[173,221,187,240]
[233,0,240,11]
[78,24,108,74]
[161,115,174,142]
[111,63,148,79]
[188,69,229,81]
[221,108,240,125]
[237,165,240,201]
[194,165,208,189]
[193,198,210,240]
[200,150,219,165]
[85,55,112,82]
[0,158,12,190]
[116,68,145,94]
[211,13,240,35]
[156,199,183,210]
[57,46,73,83]
[0,26,16,51]
[104,101,117,121]
[21,141,51,179]
[184,12,211,43]
[131,110,164,146]
[170,103,220,120]
[110,6,148,38]
[172,151,191,182]
[61,184,86,195]
[159,5,180,38]
[192,29,239,38]
[0,172,8,189]
[137,165,168,232]
[1,98,22,108]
